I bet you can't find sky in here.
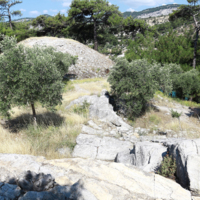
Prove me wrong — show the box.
[11,0,189,20]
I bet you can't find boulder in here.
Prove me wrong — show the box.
[0,154,192,200]
[19,37,114,79]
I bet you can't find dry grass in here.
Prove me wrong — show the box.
[0,77,109,159]
[1,77,200,159]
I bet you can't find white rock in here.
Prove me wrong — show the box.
[72,144,97,159]
[96,137,133,161]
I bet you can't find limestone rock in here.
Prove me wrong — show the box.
[96,137,133,161]
[18,170,56,192]
[0,183,21,199]
[72,144,97,159]
[19,37,113,79]
[0,154,192,200]
[164,138,200,193]
[115,142,167,173]
[72,134,133,161]
[66,93,133,132]
[187,155,200,195]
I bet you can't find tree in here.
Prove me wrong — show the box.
[122,16,157,39]
[108,58,158,119]
[169,0,200,68]
[67,0,122,51]
[32,13,68,37]
[0,35,77,121]
[0,0,22,29]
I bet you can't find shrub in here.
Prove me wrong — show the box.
[171,109,181,118]
[108,58,158,119]
[158,153,176,178]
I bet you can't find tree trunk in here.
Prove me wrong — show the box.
[31,103,37,127]
[193,28,199,69]
[8,9,12,29]
[93,18,98,51]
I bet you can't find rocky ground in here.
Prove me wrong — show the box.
[1,88,200,199]
[19,37,114,79]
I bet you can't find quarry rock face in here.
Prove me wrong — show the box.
[19,37,114,79]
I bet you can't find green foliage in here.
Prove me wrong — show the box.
[0,0,22,29]
[0,21,37,42]
[32,13,68,37]
[108,58,158,119]
[158,154,176,178]
[0,35,77,117]
[67,0,122,50]
[123,17,154,38]
[170,109,182,118]
[126,29,194,70]
[176,69,200,97]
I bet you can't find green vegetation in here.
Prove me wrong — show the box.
[158,154,176,178]
[171,109,182,118]
[0,0,22,29]
[67,0,122,51]
[0,35,77,118]
[108,59,158,119]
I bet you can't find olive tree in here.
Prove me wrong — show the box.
[108,58,158,119]
[0,35,77,121]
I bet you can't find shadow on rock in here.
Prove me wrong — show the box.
[0,170,97,200]
[2,112,65,133]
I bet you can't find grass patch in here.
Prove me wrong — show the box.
[72,77,105,84]
[0,77,109,159]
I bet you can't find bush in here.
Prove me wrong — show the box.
[171,109,181,118]
[108,58,158,119]
[158,153,176,178]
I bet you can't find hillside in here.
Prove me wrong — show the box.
[11,14,52,22]
[123,4,181,19]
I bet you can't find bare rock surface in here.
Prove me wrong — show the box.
[66,91,133,133]
[72,133,133,161]
[116,141,167,173]
[19,37,114,79]
[0,154,192,200]
[163,138,200,194]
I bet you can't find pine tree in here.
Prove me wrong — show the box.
[67,0,122,51]
[0,0,22,29]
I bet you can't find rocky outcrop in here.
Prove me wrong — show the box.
[66,90,133,134]
[163,138,200,195]
[19,37,114,79]
[0,154,192,200]
[72,133,133,161]
[116,141,167,173]
[138,8,177,18]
